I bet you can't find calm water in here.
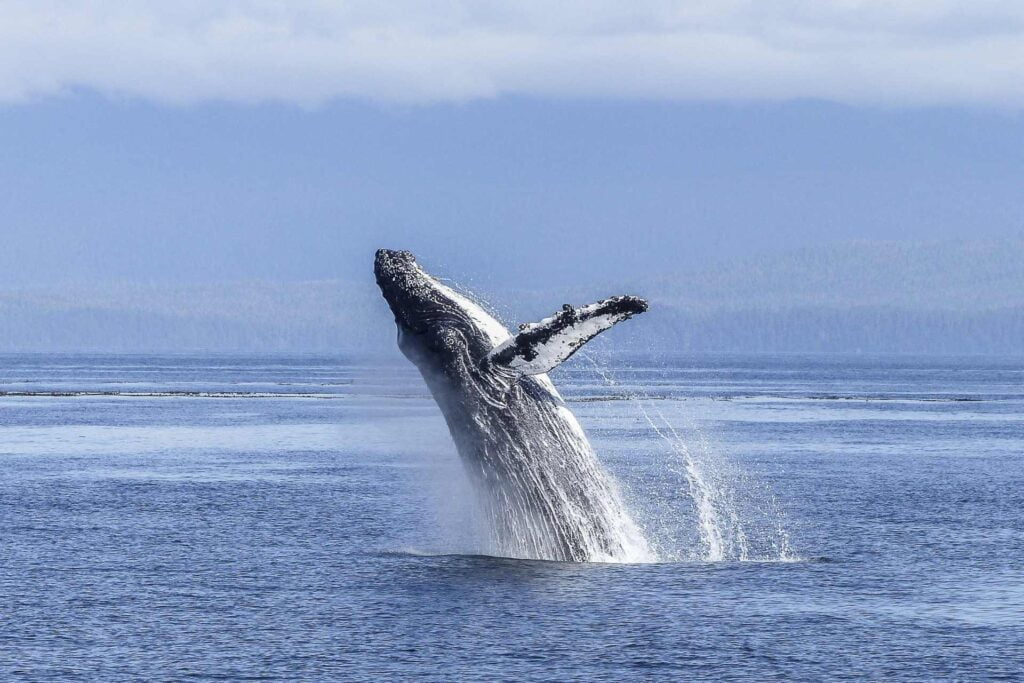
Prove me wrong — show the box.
[2,353,1022,680]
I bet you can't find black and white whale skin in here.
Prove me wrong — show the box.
[375,249,652,562]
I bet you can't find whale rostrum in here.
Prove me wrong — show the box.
[374,248,653,562]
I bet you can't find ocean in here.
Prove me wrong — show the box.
[2,353,1022,680]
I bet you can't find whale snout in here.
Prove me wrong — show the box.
[374,249,416,280]
[374,248,433,335]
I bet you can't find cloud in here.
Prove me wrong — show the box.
[2,1,1024,106]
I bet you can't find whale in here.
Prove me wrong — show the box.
[374,249,653,562]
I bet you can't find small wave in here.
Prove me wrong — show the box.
[0,390,349,399]
[381,549,568,563]
[711,393,1000,403]
[381,547,819,566]
[570,394,679,403]
[803,394,986,403]
[569,393,1003,404]
[380,548,661,566]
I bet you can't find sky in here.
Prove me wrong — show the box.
[1,1,1022,291]
[4,1,1024,106]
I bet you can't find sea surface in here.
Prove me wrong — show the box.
[1,353,1022,681]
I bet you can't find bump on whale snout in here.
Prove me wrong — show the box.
[374,248,417,281]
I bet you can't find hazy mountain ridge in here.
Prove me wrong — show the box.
[2,238,1023,354]
[649,237,1024,312]
[0,281,389,353]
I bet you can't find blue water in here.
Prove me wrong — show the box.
[2,353,1022,680]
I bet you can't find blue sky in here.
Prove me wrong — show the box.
[1,2,1022,290]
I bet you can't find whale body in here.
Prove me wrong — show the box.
[374,249,652,562]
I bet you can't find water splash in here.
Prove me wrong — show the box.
[581,353,797,563]
[638,402,734,561]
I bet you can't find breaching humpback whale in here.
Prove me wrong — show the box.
[375,249,652,562]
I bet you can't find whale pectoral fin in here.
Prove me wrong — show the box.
[487,295,648,375]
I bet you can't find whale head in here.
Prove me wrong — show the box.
[374,249,507,374]
[376,248,648,385]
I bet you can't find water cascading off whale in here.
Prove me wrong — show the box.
[375,249,653,562]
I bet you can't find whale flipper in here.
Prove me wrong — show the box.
[488,296,648,375]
